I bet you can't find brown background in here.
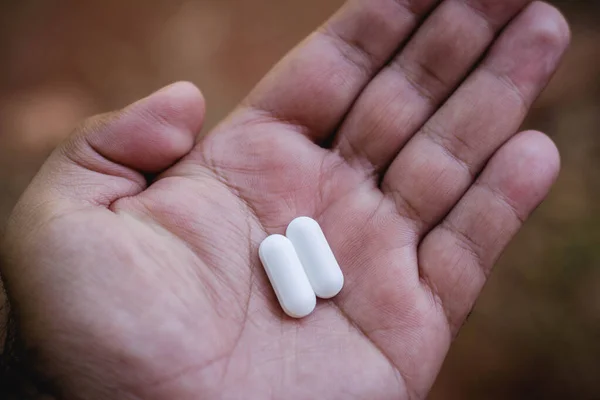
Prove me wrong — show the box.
[1,1,599,398]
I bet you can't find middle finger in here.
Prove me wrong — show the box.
[333,0,532,175]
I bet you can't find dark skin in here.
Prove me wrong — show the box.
[1,0,569,399]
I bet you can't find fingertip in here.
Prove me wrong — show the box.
[156,81,206,130]
[511,129,561,179]
[520,1,571,53]
[133,81,206,146]
[486,130,561,211]
[530,1,571,36]
[486,2,571,99]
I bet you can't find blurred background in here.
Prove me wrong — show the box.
[0,0,598,398]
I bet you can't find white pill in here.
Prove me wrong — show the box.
[286,217,344,299]
[259,234,317,318]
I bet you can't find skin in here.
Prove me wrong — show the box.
[0,0,570,399]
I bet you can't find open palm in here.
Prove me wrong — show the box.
[2,1,569,399]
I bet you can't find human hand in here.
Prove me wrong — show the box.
[1,1,569,399]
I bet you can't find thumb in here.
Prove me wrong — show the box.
[22,81,205,208]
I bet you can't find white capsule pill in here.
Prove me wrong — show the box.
[286,217,344,299]
[259,234,317,318]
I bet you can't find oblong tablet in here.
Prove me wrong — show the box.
[286,217,344,299]
[259,234,316,318]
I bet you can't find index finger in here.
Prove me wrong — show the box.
[240,0,439,143]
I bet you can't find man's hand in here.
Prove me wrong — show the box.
[1,1,569,399]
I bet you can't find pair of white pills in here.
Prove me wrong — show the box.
[259,217,344,318]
